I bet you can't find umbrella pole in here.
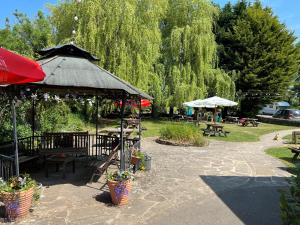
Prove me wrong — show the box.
[138,97,142,149]
[11,99,19,177]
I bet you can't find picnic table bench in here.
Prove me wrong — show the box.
[288,147,300,161]
[202,123,230,137]
[241,118,260,127]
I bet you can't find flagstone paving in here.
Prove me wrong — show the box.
[16,129,298,225]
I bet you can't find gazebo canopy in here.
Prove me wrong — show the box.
[28,44,152,100]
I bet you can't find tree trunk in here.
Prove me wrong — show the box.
[169,107,174,117]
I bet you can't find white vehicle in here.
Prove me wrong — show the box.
[259,101,290,115]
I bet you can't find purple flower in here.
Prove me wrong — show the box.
[114,182,128,201]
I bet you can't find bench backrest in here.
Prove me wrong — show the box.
[39,132,89,155]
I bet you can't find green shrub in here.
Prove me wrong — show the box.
[280,166,300,224]
[159,124,206,146]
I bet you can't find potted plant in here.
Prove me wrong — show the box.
[131,150,146,171]
[0,174,36,221]
[107,171,133,206]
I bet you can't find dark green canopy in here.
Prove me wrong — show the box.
[33,44,152,99]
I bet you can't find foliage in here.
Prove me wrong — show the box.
[0,100,32,143]
[107,170,132,182]
[0,174,36,193]
[161,0,235,111]
[132,150,146,171]
[159,124,206,146]
[280,166,300,224]
[0,11,52,58]
[50,0,167,110]
[216,1,299,115]
[36,101,70,133]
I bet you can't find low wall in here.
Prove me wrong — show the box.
[257,115,300,126]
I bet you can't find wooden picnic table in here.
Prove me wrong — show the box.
[124,118,139,129]
[203,123,229,137]
[100,128,134,137]
[241,118,259,127]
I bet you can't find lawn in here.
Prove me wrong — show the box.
[207,123,297,142]
[141,119,297,142]
[265,147,300,174]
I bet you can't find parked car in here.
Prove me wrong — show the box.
[272,109,300,119]
[259,101,290,115]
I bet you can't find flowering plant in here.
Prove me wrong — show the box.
[107,170,132,182]
[0,174,36,193]
[107,171,132,203]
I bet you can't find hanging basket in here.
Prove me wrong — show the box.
[0,187,34,221]
[107,180,132,206]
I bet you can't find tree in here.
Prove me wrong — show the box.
[50,0,167,111]
[161,0,235,114]
[216,1,299,115]
[0,11,53,58]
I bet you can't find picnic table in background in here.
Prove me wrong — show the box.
[226,116,239,124]
[124,118,139,129]
[240,118,260,127]
[202,123,230,137]
[100,128,134,137]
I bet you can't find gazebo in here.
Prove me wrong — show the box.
[0,44,152,179]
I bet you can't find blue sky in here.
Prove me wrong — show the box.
[0,0,299,40]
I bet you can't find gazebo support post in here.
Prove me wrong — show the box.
[138,97,142,149]
[96,96,99,136]
[11,98,19,177]
[31,98,35,149]
[120,94,126,171]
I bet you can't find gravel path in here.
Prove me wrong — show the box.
[18,129,298,225]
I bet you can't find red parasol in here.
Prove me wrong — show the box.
[0,47,45,177]
[117,99,151,108]
[0,47,45,85]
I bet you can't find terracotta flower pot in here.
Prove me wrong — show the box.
[130,156,140,165]
[107,180,132,206]
[0,187,34,221]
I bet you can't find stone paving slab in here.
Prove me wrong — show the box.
[11,129,299,225]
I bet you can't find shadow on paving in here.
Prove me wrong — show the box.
[20,158,103,187]
[200,175,289,225]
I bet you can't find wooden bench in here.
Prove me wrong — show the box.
[292,131,300,144]
[89,144,120,183]
[288,147,300,161]
[38,132,89,157]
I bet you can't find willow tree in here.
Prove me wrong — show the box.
[50,0,167,107]
[161,0,235,113]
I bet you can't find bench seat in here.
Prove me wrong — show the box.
[288,147,300,161]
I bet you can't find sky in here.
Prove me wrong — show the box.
[0,0,299,40]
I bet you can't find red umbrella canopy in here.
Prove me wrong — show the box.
[117,99,151,108]
[0,47,45,85]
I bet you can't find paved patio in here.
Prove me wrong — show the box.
[16,129,297,225]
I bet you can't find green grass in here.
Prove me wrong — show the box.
[141,120,296,142]
[265,147,300,174]
[69,116,296,143]
[64,114,97,133]
[208,123,297,142]
[141,119,176,138]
